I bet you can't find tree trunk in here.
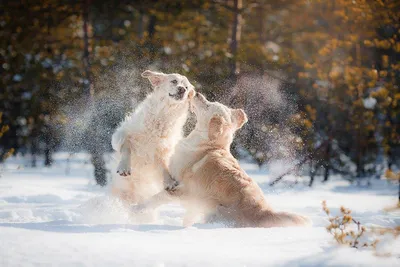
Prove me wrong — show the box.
[323,140,331,182]
[83,0,93,101]
[44,147,52,166]
[43,124,53,166]
[138,10,144,39]
[229,0,242,79]
[148,15,156,39]
[31,130,38,168]
[258,4,265,43]
[309,161,316,187]
[356,135,363,178]
[146,14,157,59]
[31,140,37,168]
[398,180,400,203]
[91,152,107,186]
[82,0,106,186]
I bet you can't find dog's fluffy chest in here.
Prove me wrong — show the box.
[126,97,188,158]
[169,140,201,181]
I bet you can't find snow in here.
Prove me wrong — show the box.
[1,153,399,267]
[363,97,377,109]
[12,74,22,82]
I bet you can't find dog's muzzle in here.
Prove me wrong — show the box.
[169,86,186,100]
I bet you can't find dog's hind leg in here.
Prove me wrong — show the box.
[133,183,184,213]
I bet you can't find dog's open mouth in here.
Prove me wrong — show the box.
[169,92,185,100]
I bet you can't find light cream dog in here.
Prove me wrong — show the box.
[111,70,195,204]
[138,92,311,228]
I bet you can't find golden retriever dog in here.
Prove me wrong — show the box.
[137,92,311,228]
[111,70,195,205]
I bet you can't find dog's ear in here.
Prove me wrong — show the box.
[188,90,195,112]
[232,109,248,130]
[208,115,226,141]
[188,89,195,100]
[141,70,166,87]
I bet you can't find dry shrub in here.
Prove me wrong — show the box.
[322,201,400,255]
[0,112,14,161]
[384,169,400,181]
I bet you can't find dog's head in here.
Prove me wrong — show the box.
[191,92,248,145]
[141,70,195,102]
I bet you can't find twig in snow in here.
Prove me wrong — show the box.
[269,140,328,186]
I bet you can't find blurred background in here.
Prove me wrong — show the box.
[0,0,399,189]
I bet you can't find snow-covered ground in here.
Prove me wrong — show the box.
[0,152,399,267]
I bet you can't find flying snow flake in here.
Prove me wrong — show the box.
[315,80,331,88]
[255,151,264,159]
[205,50,212,57]
[22,92,32,100]
[124,20,131,27]
[164,47,172,55]
[182,63,189,72]
[25,54,32,61]
[225,52,233,58]
[363,97,377,109]
[100,59,108,66]
[17,117,27,125]
[41,58,53,68]
[265,41,281,54]
[188,41,195,48]
[13,74,22,82]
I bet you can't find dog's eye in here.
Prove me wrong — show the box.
[185,86,188,89]
[171,80,178,85]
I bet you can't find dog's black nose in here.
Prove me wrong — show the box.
[177,86,186,94]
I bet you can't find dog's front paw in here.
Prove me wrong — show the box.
[116,160,131,176]
[165,179,179,192]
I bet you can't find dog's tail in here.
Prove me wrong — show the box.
[261,210,312,228]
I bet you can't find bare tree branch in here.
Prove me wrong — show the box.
[269,140,329,186]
